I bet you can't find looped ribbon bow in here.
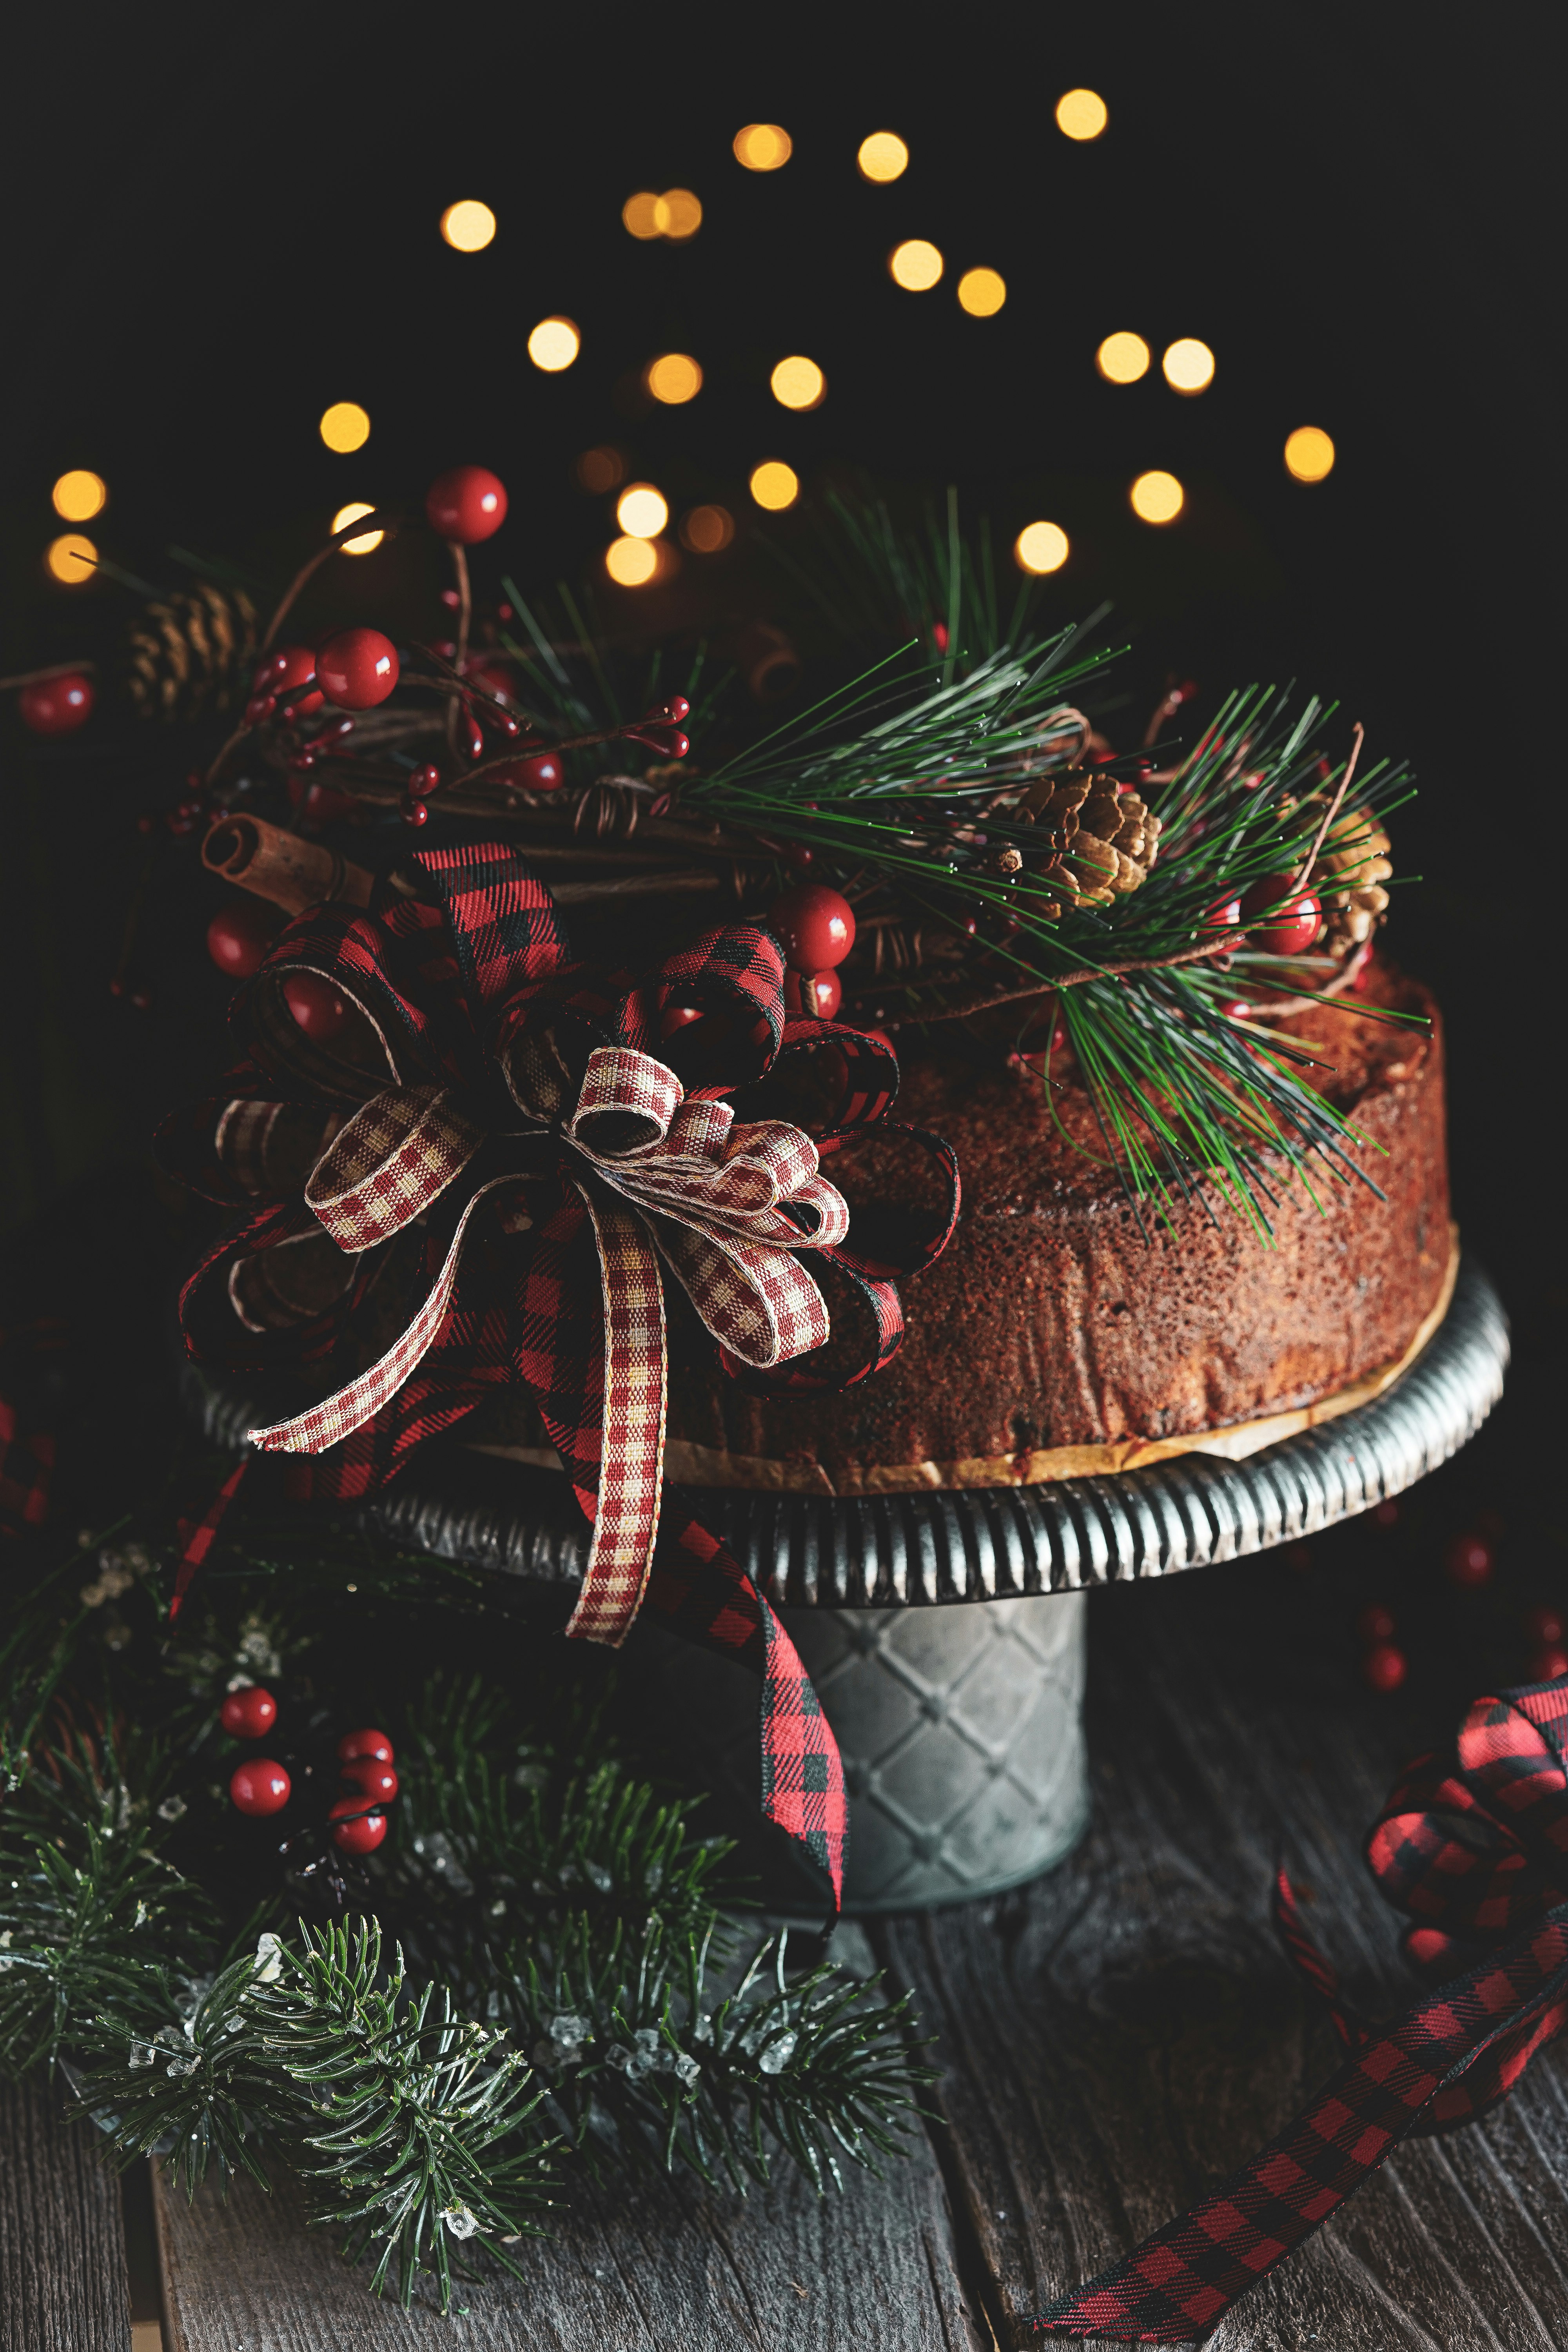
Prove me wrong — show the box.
[163,841,959,1909]
[1036,1674,1568,2343]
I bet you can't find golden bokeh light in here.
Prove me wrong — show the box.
[857,131,909,183]
[1162,338,1215,395]
[440,200,496,252]
[319,401,370,454]
[646,352,703,405]
[956,267,1007,317]
[1129,471,1184,525]
[623,189,702,241]
[605,536,660,587]
[654,188,701,240]
[528,316,580,372]
[749,461,800,512]
[1056,89,1109,141]
[889,239,943,291]
[1096,332,1150,384]
[1014,521,1070,575]
[770,354,826,411]
[576,446,626,494]
[616,484,669,539]
[52,469,106,521]
[45,532,97,584]
[734,123,792,171]
[1284,425,1336,483]
[681,505,735,554]
[331,503,384,555]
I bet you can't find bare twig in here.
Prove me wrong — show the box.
[1292,721,1364,897]
[0,660,96,691]
[855,931,1247,1023]
[260,508,401,653]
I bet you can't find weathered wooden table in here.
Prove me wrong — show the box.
[6,1477,1566,2352]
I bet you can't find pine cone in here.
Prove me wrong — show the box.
[1305,800,1393,956]
[124,584,259,722]
[1019,771,1162,906]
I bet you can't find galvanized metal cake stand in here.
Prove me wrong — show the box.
[186,1254,1509,1916]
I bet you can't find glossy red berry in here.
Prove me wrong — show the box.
[330,1797,388,1853]
[230,1759,290,1816]
[1356,1602,1396,1644]
[317,628,399,710]
[1445,1531,1495,1588]
[769,884,856,972]
[1240,875,1322,956]
[19,673,94,734]
[1362,1641,1408,1693]
[494,752,565,793]
[409,762,442,796]
[1204,895,1242,931]
[341,1757,399,1804]
[260,644,323,715]
[784,968,842,1020]
[1529,1644,1568,1683]
[401,800,431,827]
[282,971,352,1041]
[220,1685,278,1739]
[207,902,280,980]
[426,465,508,544]
[338,1727,395,1766]
[465,660,517,705]
[1525,1604,1565,1646]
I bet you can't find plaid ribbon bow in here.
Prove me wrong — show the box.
[1035,1674,1568,2343]
[163,841,959,1908]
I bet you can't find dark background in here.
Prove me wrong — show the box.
[0,2,1558,1495]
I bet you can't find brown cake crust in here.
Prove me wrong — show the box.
[661,959,1449,1486]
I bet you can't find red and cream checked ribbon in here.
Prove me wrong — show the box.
[245,1045,849,1647]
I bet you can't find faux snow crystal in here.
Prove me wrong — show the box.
[757,2031,798,2076]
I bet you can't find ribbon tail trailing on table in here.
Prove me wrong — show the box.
[1034,1674,1568,2343]
[161,841,959,1911]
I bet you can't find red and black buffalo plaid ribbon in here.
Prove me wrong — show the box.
[1034,1675,1568,2342]
[162,843,958,1909]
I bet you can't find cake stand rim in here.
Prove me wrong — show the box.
[180,1251,1508,1607]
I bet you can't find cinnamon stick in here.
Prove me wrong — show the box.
[202,818,373,915]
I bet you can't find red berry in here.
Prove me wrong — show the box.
[341,1757,399,1804]
[262,644,323,714]
[1372,1499,1399,1528]
[1204,895,1241,931]
[230,1759,291,1816]
[207,902,280,980]
[220,1685,278,1739]
[409,762,442,796]
[337,1727,395,1765]
[282,971,352,1040]
[1356,1602,1396,1644]
[493,751,564,793]
[1240,875,1322,956]
[1529,1645,1568,1683]
[769,884,856,972]
[1525,1604,1565,1646]
[19,673,94,735]
[1445,1532,1495,1588]
[784,968,842,1020]
[426,465,508,544]
[465,659,517,705]
[401,799,431,827]
[1362,1641,1408,1693]
[329,1797,388,1854]
[317,628,399,710]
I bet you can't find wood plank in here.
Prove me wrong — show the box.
[0,2075,133,2352]
[871,1552,1568,2350]
[155,1925,984,2352]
